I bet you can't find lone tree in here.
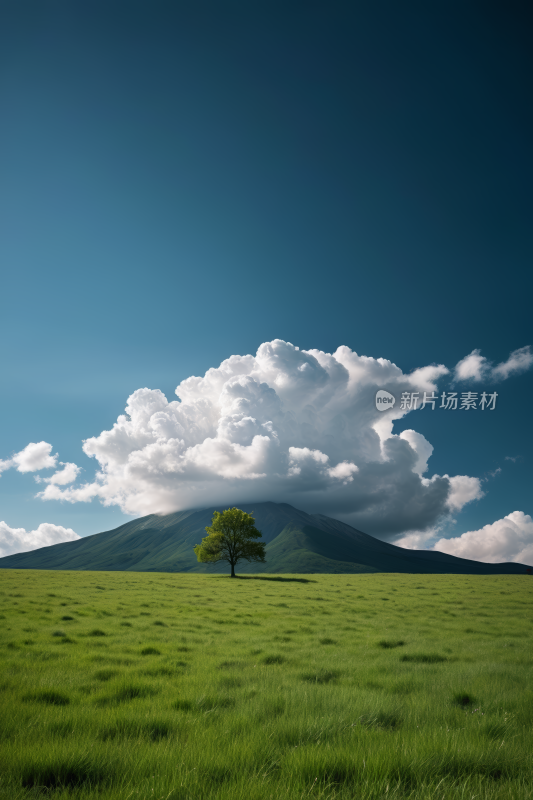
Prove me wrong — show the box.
[194,507,266,577]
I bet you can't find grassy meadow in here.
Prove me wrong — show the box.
[0,569,532,800]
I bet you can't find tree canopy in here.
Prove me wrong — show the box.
[193,507,266,577]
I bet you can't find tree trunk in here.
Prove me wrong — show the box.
[230,563,236,578]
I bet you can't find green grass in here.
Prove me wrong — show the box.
[0,570,532,799]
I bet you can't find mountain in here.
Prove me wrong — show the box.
[0,502,530,574]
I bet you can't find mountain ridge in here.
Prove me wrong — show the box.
[0,501,529,574]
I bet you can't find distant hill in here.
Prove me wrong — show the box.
[0,502,530,574]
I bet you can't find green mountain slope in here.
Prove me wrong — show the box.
[0,502,530,574]
[257,524,378,574]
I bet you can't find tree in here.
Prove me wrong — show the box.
[193,507,266,577]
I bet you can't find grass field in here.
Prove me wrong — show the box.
[0,569,532,799]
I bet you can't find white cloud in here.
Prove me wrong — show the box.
[36,339,483,537]
[454,349,489,382]
[395,527,441,550]
[445,474,484,511]
[10,343,527,541]
[13,441,57,472]
[453,345,533,384]
[0,442,57,475]
[433,511,533,564]
[0,521,80,558]
[43,462,81,486]
[327,461,359,483]
[408,364,449,389]
[492,346,533,381]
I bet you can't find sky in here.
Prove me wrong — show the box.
[1,1,532,565]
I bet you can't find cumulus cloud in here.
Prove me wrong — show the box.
[454,345,532,383]
[395,527,442,550]
[36,339,487,538]
[399,430,433,476]
[433,511,533,564]
[0,521,80,558]
[454,349,489,382]
[0,442,57,475]
[445,475,484,511]
[42,462,81,486]
[492,346,533,381]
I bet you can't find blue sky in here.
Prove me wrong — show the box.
[1,2,532,563]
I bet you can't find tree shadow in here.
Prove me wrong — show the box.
[215,575,317,584]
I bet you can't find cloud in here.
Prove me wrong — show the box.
[433,511,533,564]
[395,527,442,550]
[406,364,450,389]
[42,462,81,486]
[453,345,532,383]
[445,475,484,511]
[454,349,489,382]
[0,521,80,558]
[0,445,79,499]
[37,339,486,538]
[0,441,57,475]
[492,346,533,381]
[399,430,433,476]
